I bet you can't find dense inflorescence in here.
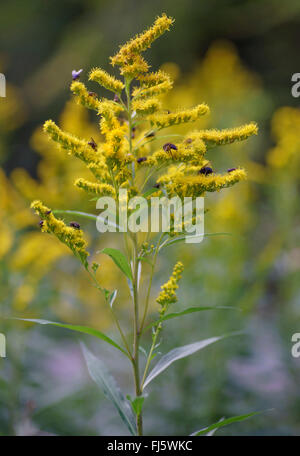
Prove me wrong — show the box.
[33,12,257,264]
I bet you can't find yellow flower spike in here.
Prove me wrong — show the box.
[157,261,184,311]
[136,70,172,87]
[102,123,128,165]
[132,97,162,116]
[161,168,247,198]
[111,14,174,66]
[75,178,116,197]
[89,67,124,94]
[196,122,258,147]
[97,100,124,131]
[70,81,101,111]
[31,200,89,263]
[137,137,207,167]
[149,104,210,128]
[119,55,150,79]
[132,79,173,100]
[44,120,99,165]
[115,167,132,186]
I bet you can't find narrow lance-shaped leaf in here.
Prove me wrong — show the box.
[15,318,129,358]
[205,418,224,436]
[143,335,232,388]
[159,233,232,251]
[191,411,262,436]
[143,187,160,198]
[81,343,137,435]
[144,306,236,332]
[101,248,133,281]
[52,209,97,221]
[53,209,120,230]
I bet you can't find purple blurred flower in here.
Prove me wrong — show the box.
[72,69,83,80]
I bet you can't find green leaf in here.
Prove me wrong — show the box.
[52,209,97,221]
[53,209,120,230]
[143,188,160,198]
[159,233,232,251]
[143,334,235,388]
[126,395,145,417]
[15,318,128,358]
[144,306,236,332]
[109,290,118,308]
[101,248,133,281]
[81,344,136,435]
[205,418,224,436]
[191,411,262,436]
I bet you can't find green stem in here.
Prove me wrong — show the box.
[126,76,143,435]
[86,267,133,360]
[140,233,164,333]
[141,323,161,390]
[132,234,143,435]
[125,78,135,177]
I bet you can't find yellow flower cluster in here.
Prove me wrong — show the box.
[132,78,173,99]
[31,200,89,264]
[44,120,98,165]
[157,261,184,312]
[70,81,101,111]
[89,67,124,94]
[136,70,171,87]
[111,14,174,69]
[195,122,258,147]
[43,119,109,181]
[149,104,210,128]
[159,167,247,198]
[32,13,257,255]
[75,177,116,196]
[139,138,207,167]
[132,98,161,116]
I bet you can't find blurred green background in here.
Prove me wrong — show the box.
[0,0,300,435]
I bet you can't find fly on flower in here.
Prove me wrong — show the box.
[88,138,97,150]
[69,221,81,230]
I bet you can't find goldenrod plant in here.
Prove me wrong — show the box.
[21,14,259,435]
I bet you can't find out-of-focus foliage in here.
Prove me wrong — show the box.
[1,0,300,436]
